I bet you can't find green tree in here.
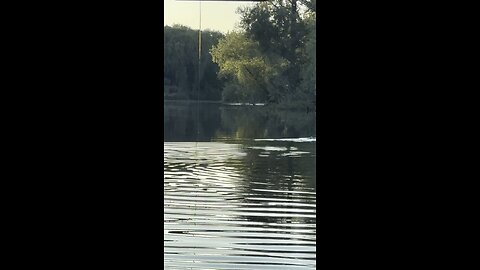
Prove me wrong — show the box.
[233,0,316,106]
[298,9,316,102]
[210,32,272,103]
[164,25,224,100]
[238,0,309,95]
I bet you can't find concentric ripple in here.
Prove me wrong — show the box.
[164,141,316,269]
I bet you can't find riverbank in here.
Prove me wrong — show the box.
[164,99,315,111]
[164,99,222,104]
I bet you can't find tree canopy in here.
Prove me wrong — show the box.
[211,0,316,105]
[164,25,224,101]
[164,0,316,107]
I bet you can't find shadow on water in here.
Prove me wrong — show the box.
[164,101,316,142]
[164,101,316,269]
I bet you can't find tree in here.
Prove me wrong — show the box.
[164,25,224,100]
[210,32,272,103]
[236,0,315,104]
[203,0,317,106]
[299,8,316,101]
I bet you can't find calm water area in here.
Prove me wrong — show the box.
[164,101,317,269]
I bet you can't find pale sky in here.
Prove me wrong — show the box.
[164,0,256,33]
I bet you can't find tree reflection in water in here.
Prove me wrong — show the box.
[164,101,316,142]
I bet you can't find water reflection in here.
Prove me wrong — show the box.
[164,101,316,269]
[164,101,316,142]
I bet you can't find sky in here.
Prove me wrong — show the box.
[164,0,256,33]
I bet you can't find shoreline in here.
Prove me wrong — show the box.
[164,99,266,106]
[164,99,315,112]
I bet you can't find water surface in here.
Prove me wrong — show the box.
[164,101,316,269]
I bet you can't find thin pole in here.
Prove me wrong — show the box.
[193,4,202,266]
[195,0,202,145]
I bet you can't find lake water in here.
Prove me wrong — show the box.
[164,101,317,269]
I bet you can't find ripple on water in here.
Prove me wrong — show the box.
[164,142,316,269]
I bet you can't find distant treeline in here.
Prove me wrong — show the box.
[164,25,225,101]
[164,0,316,107]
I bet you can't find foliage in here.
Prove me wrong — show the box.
[164,25,224,100]
[210,32,273,103]
[164,0,317,107]
[210,0,316,106]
